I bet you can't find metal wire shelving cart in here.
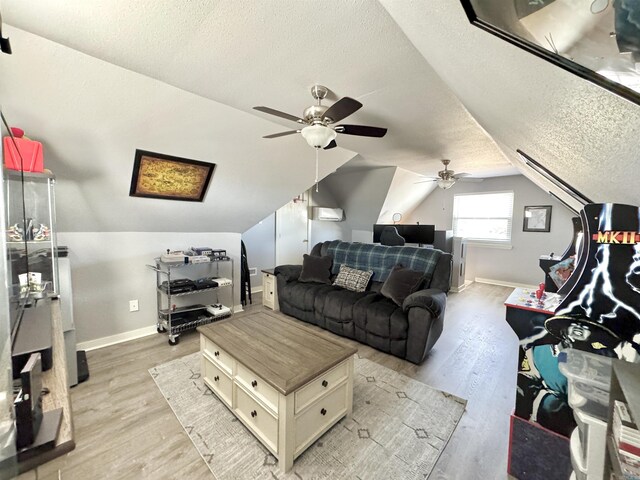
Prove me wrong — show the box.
[147,257,233,345]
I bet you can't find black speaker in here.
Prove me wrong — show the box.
[14,353,44,449]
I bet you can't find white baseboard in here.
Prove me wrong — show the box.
[77,325,157,352]
[79,303,245,352]
[450,280,473,293]
[251,286,263,294]
[475,277,537,290]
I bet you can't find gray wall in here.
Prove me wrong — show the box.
[406,175,575,286]
[58,231,241,345]
[321,167,396,242]
[309,183,345,247]
[241,213,275,290]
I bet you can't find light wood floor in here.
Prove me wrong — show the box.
[18,282,517,480]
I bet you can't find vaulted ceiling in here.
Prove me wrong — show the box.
[1,0,638,233]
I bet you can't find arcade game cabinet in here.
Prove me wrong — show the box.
[505,203,640,480]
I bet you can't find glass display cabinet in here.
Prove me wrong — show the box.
[4,169,59,301]
[0,109,61,475]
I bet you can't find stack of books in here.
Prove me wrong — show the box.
[613,400,640,480]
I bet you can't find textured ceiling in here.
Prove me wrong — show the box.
[380,0,640,208]
[2,0,514,179]
[3,0,637,235]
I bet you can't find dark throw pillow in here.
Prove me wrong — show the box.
[298,254,333,284]
[333,264,373,292]
[380,265,425,306]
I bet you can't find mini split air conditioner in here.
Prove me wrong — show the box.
[313,207,344,222]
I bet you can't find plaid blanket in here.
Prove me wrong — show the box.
[325,241,442,283]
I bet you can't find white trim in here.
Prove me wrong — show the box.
[450,280,473,293]
[465,241,513,250]
[78,304,245,352]
[475,277,537,290]
[77,325,157,352]
[251,286,263,294]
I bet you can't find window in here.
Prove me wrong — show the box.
[453,191,514,244]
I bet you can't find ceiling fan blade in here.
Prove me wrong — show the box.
[262,130,299,139]
[457,178,484,183]
[414,179,437,184]
[253,106,304,123]
[453,172,471,178]
[323,139,338,150]
[323,97,363,123]
[335,124,387,138]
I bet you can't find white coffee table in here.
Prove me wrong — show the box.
[198,311,357,472]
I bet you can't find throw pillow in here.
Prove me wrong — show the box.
[380,265,425,306]
[298,254,333,284]
[333,264,373,292]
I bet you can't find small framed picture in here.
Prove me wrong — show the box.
[523,205,552,233]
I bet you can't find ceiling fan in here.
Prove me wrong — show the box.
[416,159,484,190]
[253,85,387,150]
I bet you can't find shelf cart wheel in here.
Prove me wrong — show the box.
[168,335,180,346]
[157,324,167,333]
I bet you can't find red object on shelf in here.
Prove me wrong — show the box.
[539,282,546,293]
[3,135,44,172]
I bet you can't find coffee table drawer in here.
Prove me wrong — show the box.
[203,356,233,407]
[235,385,278,453]
[236,363,279,413]
[201,336,234,375]
[294,361,348,414]
[295,382,347,454]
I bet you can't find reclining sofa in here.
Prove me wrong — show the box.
[274,240,452,364]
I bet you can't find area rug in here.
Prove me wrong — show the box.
[150,353,466,480]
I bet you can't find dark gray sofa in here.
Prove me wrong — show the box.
[274,240,452,364]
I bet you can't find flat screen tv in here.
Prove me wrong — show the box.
[373,224,435,245]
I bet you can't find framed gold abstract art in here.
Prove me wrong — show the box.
[129,150,215,202]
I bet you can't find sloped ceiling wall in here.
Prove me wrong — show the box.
[0,27,355,232]
[321,165,397,240]
[3,0,638,237]
[1,1,517,237]
[381,0,640,208]
[377,167,436,224]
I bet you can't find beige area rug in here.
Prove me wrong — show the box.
[150,353,466,480]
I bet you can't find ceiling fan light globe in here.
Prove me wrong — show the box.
[300,125,337,149]
[437,178,456,190]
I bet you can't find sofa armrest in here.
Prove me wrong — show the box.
[402,288,446,317]
[403,288,447,364]
[274,265,302,282]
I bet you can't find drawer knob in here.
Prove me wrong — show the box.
[322,380,328,388]
[251,410,257,418]
[214,375,219,382]
[320,408,327,416]
[214,351,220,357]
[251,380,258,388]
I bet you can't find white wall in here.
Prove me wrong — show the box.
[406,175,575,286]
[241,214,275,290]
[58,232,241,345]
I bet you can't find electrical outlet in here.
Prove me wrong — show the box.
[249,267,257,276]
[129,300,139,312]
